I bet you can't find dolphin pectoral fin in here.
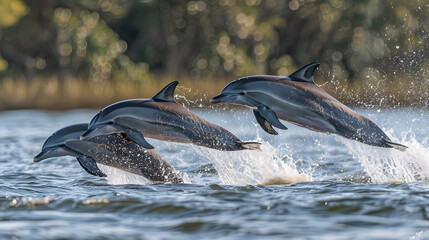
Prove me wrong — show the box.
[253,110,278,135]
[237,141,262,151]
[288,62,320,83]
[65,140,116,159]
[152,81,179,102]
[124,129,154,149]
[76,155,107,177]
[256,105,288,131]
[109,119,154,149]
[383,140,408,152]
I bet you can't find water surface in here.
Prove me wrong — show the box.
[1,108,428,239]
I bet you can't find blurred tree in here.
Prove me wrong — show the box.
[0,0,150,82]
[0,0,28,71]
[0,0,427,83]
[111,0,429,81]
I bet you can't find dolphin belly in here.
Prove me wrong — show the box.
[66,134,183,183]
[113,113,254,151]
[304,99,406,150]
[278,113,337,133]
[92,134,183,183]
[271,102,337,134]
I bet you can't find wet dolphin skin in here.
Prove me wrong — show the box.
[81,81,261,151]
[34,124,183,183]
[211,62,407,151]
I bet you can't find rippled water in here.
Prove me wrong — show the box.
[1,108,429,239]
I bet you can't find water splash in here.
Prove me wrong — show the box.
[97,141,311,186]
[341,132,429,183]
[97,163,192,185]
[97,164,152,185]
[192,141,312,186]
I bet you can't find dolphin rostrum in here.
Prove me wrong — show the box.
[80,81,261,151]
[211,62,407,151]
[34,124,183,183]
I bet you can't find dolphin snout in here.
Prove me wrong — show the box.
[33,147,69,162]
[33,151,47,162]
[210,93,235,104]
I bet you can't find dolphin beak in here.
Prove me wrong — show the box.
[210,93,236,104]
[34,150,49,162]
[33,147,71,162]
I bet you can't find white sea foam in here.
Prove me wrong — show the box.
[192,140,312,186]
[341,131,429,183]
[97,163,192,185]
[97,164,152,185]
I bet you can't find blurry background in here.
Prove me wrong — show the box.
[0,0,427,109]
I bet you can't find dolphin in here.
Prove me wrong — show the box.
[34,124,183,183]
[80,81,261,151]
[211,62,407,151]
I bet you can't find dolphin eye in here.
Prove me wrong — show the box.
[240,92,245,95]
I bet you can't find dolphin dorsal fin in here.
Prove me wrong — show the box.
[288,62,320,83]
[152,81,179,102]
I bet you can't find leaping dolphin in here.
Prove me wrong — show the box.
[80,81,261,151]
[34,124,183,183]
[211,62,407,151]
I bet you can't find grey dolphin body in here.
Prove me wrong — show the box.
[34,124,183,183]
[80,81,261,151]
[211,62,407,151]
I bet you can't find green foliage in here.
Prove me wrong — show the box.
[0,0,27,28]
[0,0,28,71]
[0,0,427,82]
[53,7,150,81]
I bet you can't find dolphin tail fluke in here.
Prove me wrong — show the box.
[239,141,262,151]
[384,140,407,152]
